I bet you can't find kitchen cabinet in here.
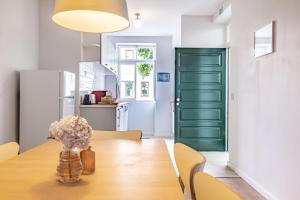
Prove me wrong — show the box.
[101,34,118,74]
[80,103,129,131]
[80,33,118,75]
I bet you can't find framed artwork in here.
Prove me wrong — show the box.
[254,21,275,57]
[157,72,170,82]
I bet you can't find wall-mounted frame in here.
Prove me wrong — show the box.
[157,72,170,82]
[254,21,275,57]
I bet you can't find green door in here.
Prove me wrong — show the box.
[175,48,227,151]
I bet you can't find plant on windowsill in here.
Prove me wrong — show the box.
[137,48,153,60]
[137,63,153,79]
[49,116,92,183]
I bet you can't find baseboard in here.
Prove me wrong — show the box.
[136,131,174,138]
[143,135,174,139]
[227,162,278,200]
[141,131,154,137]
[154,132,174,138]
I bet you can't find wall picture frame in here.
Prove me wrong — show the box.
[254,21,275,57]
[157,72,170,82]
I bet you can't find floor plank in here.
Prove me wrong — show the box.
[218,178,267,200]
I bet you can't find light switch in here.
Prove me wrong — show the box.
[230,93,235,101]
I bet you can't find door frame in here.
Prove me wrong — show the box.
[225,48,230,151]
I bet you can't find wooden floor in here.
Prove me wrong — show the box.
[218,178,267,200]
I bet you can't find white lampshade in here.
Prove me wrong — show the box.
[52,0,130,33]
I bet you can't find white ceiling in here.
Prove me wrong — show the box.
[108,0,224,37]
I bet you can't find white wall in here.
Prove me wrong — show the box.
[39,0,81,113]
[104,36,174,136]
[0,0,39,144]
[229,0,300,199]
[181,15,227,47]
[39,0,81,72]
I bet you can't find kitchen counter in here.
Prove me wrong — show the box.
[80,104,118,108]
[79,102,129,131]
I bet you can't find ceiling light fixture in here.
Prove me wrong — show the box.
[133,13,142,29]
[52,0,130,33]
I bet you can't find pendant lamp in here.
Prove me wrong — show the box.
[52,0,130,33]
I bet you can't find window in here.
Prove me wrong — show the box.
[118,44,156,100]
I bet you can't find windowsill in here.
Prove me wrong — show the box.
[118,99,156,103]
[119,59,156,62]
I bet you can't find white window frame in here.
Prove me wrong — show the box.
[117,44,156,101]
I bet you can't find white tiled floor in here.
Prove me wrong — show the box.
[164,139,239,178]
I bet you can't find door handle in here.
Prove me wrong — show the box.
[176,98,180,106]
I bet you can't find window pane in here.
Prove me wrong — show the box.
[137,63,154,79]
[137,47,154,60]
[120,64,135,81]
[120,81,135,98]
[141,81,149,97]
[136,62,154,100]
[120,47,136,60]
[136,78,154,100]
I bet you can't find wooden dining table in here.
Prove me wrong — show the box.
[0,137,184,200]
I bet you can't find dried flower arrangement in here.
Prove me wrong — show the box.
[49,116,93,183]
[49,116,93,150]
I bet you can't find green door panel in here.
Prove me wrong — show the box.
[181,72,222,84]
[181,90,222,102]
[175,48,226,151]
[181,109,221,120]
[179,54,222,66]
[180,127,221,138]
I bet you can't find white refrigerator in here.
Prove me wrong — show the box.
[19,70,76,152]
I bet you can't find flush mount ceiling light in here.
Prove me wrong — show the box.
[133,13,142,28]
[52,0,130,33]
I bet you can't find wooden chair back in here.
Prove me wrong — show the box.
[93,130,142,140]
[174,143,206,200]
[0,142,19,162]
[193,172,243,200]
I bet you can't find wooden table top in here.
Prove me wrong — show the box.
[0,138,184,200]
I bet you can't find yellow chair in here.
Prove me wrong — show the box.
[174,143,206,200]
[193,172,243,200]
[92,130,142,140]
[0,142,19,162]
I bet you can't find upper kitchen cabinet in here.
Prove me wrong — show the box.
[81,33,118,75]
[101,34,118,75]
